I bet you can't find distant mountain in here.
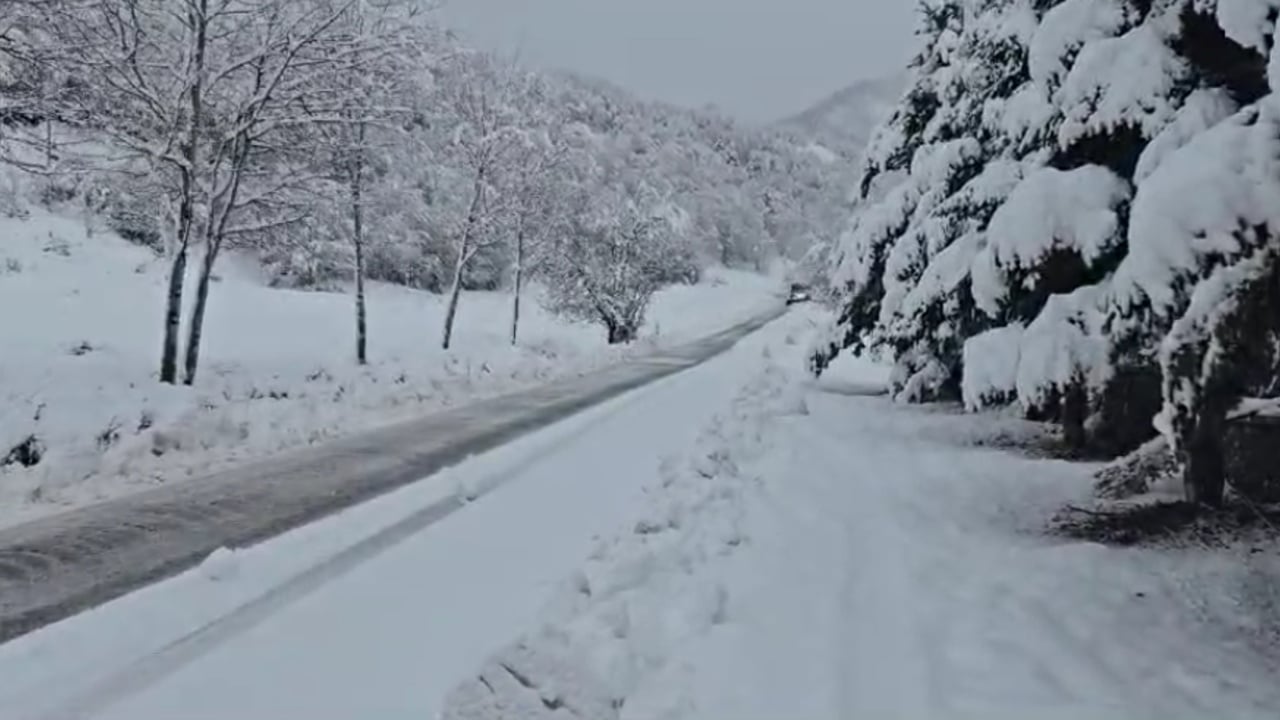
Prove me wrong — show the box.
[777,74,904,160]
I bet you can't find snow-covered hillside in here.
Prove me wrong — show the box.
[0,209,781,526]
[777,74,903,160]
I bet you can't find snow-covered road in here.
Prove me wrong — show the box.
[0,311,790,720]
[0,310,780,645]
[5,309,1278,720]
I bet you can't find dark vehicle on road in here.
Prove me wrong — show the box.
[786,283,812,305]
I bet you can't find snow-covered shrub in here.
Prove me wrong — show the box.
[962,323,1023,410]
[541,184,687,344]
[1093,435,1177,499]
[1014,284,1109,445]
[261,239,354,292]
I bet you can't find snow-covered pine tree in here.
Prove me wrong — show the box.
[814,0,1046,402]
[810,0,964,376]
[876,0,1042,402]
[819,0,1280,471]
[1106,0,1280,503]
[962,0,1164,448]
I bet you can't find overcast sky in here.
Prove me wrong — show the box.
[436,0,916,124]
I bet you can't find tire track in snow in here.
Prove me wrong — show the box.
[786,418,940,719]
[39,384,646,720]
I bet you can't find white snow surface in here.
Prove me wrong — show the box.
[1133,88,1239,183]
[440,307,1280,720]
[0,207,780,527]
[961,323,1024,411]
[3,308,1278,719]
[0,305,802,720]
[1216,0,1280,52]
[1029,0,1135,94]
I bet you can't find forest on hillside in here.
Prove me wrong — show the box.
[816,0,1280,507]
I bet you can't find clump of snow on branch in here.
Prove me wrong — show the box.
[1115,99,1280,316]
[1057,21,1187,147]
[962,323,1024,411]
[1015,284,1109,413]
[972,165,1129,316]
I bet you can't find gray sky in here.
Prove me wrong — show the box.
[436,0,916,124]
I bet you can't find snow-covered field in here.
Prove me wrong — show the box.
[0,207,782,527]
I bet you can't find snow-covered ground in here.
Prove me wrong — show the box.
[0,207,782,527]
[4,305,1276,719]
[0,304,800,720]
[443,309,1280,719]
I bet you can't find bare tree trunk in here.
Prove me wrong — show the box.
[354,217,367,365]
[183,131,248,386]
[159,0,207,385]
[159,240,189,384]
[606,321,637,345]
[182,241,219,386]
[442,245,467,351]
[443,173,485,351]
[1184,409,1227,507]
[351,145,368,365]
[1061,382,1088,452]
[511,226,524,346]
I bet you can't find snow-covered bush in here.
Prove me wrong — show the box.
[962,324,1024,411]
[542,184,692,344]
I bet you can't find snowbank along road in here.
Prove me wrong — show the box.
[0,307,783,648]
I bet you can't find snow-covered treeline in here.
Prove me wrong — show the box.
[0,0,837,372]
[815,0,1280,506]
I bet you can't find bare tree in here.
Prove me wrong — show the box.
[545,181,689,344]
[433,52,526,350]
[304,0,428,365]
[39,0,387,384]
[501,85,566,346]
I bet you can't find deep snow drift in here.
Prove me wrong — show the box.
[0,208,781,527]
